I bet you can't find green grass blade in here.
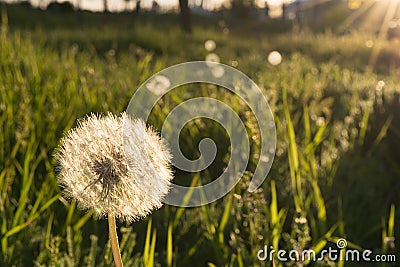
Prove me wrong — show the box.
[282,85,303,211]
[45,212,54,249]
[218,193,233,244]
[173,173,200,229]
[310,180,327,233]
[388,204,395,237]
[167,222,173,267]
[358,103,371,146]
[148,229,157,267]
[87,235,98,267]
[72,211,93,232]
[270,180,279,249]
[372,114,393,148]
[303,105,311,145]
[64,200,76,232]
[143,219,152,266]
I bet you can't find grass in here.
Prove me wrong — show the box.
[0,2,399,266]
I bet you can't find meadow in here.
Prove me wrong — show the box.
[0,2,399,266]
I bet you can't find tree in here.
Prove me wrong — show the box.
[179,0,192,33]
[103,0,108,12]
[231,0,254,16]
[135,0,141,13]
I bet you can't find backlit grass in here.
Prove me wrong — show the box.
[0,3,399,266]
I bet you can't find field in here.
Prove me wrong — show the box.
[0,2,400,266]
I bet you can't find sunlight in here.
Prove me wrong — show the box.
[368,0,399,67]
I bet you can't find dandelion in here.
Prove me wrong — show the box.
[267,51,282,66]
[204,39,216,51]
[55,112,172,267]
[146,74,171,95]
[205,53,220,64]
[316,116,325,126]
[211,65,225,78]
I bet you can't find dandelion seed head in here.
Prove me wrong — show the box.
[267,51,282,66]
[205,53,220,63]
[55,112,173,223]
[204,39,216,52]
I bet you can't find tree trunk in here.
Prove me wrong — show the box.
[103,0,108,12]
[179,0,192,33]
[135,0,141,13]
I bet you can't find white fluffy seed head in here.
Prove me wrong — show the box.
[55,112,173,223]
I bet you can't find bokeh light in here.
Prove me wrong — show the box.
[206,53,220,63]
[365,40,374,48]
[204,40,216,52]
[267,51,282,66]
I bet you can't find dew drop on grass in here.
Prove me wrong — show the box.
[365,40,374,48]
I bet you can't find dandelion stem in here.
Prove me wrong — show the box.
[108,214,124,267]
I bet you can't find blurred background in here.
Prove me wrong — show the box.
[0,0,399,266]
